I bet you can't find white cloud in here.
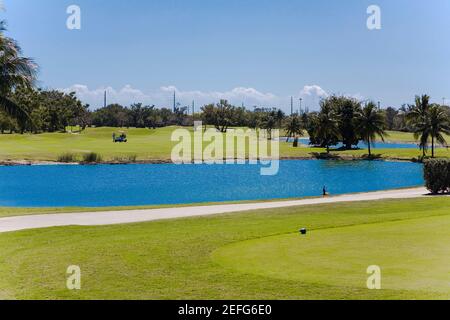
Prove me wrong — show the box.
[293,85,329,111]
[299,85,329,99]
[60,84,152,108]
[60,84,283,110]
[59,84,359,112]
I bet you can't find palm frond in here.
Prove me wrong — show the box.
[0,19,37,127]
[435,133,447,147]
[0,95,30,122]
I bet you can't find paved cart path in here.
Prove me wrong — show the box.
[0,187,438,234]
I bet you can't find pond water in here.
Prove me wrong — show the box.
[0,160,423,207]
[293,138,419,149]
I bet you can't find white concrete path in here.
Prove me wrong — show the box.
[0,187,436,234]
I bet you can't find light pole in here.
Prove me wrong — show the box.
[290,96,294,115]
[173,91,177,112]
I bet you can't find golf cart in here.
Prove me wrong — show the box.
[113,131,128,143]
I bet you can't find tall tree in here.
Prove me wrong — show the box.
[327,95,361,149]
[275,109,285,128]
[0,110,16,133]
[384,107,398,130]
[424,105,450,158]
[407,95,431,157]
[355,102,388,157]
[261,110,278,140]
[0,21,37,123]
[311,102,340,153]
[284,115,303,144]
[201,100,236,132]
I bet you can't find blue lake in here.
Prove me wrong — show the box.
[0,160,423,207]
[296,138,419,149]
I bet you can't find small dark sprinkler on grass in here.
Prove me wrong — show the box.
[299,228,307,235]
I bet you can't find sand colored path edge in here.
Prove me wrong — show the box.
[0,187,440,234]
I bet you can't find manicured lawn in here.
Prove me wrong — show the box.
[0,197,448,300]
[384,131,418,142]
[213,215,449,293]
[280,144,450,160]
[0,127,448,162]
[384,130,450,143]
[0,127,177,162]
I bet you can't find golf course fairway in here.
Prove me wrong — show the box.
[212,215,450,293]
[0,197,448,299]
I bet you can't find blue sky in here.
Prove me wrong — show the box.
[2,0,450,110]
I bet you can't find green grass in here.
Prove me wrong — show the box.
[384,130,450,143]
[0,127,176,162]
[280,145,450,160]
[0,127,448,162]
[213,215,450,293]
[0,197,449,300]
[384,131,418,142]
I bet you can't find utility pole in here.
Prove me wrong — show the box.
[192,100,195,117]
[104,90,107,108]
[173,91,176,112]
[290,96,294,115]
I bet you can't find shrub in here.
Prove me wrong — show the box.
[57,153,77,163]
[82,152,102,163]
[127,154,137,162]
[423,159,450,194]
[112,154,137,163]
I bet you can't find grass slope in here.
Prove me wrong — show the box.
[213,215,450,292]
[0,127,448,162]
[0,197,448,300]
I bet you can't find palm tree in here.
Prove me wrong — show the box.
[275,109,284,128]
[0,20,37,123]
[261,112,277,140]
[284,115,303,143]
[423,105,450,158]
[355,102,388,157]
[407,95,431,157]
[313,104,340,154]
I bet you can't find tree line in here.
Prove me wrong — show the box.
[285,95,449,158]
[1,19,449,158]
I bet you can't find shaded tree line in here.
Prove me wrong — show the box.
[1,86,89,134]
[305,96,387,155]
[2,90,449,161]
[406,95,450,158]
[1,17,449,159]
[200,100,284,137]
[283,95,449,158]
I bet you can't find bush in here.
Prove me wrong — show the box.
[82,152,102,163]
[112,154,137,163]
[423,159,450,194]
[127,154,137,162]
[57,153,77,163]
